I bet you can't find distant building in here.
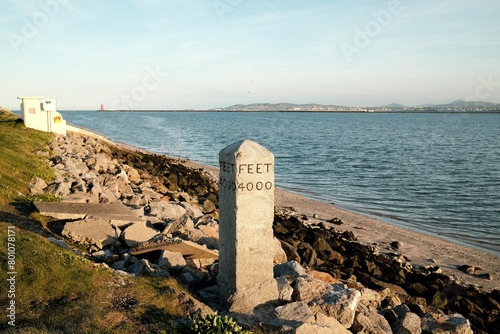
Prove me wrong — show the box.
[17,96,66,135]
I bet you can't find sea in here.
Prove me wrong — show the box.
[58,111,500,256]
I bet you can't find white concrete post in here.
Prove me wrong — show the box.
[218,139,278,313]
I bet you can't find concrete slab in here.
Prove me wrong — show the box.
[34,202,145,222]
[131,236,218,259]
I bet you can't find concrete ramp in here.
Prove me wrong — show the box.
[34,202,145,222]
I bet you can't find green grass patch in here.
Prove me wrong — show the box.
[0,109,55,206]
[0,223,188,333]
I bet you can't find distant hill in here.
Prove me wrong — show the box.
[437,99,499,108]
[214,100,500,112]
[216,102,353,112]
[382,103,407,108]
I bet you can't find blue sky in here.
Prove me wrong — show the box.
[1,0,499,110]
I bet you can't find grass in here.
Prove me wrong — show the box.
[0,109,55,207]
[0,223,188,333]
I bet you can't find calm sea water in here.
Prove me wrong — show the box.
[59,111,500,255]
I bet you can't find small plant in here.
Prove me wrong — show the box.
[191,312,251,334]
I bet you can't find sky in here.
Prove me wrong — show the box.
[1,0,500,110]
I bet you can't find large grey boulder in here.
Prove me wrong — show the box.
[184,203,204,220]
[157,250,187,273]
[293,276,361,328]
[392,311,421,334]
[421,313,473,334]
[274,260,307,278]
[122,222,159,247]
[164,214,195,236]
[311,313,352,334]
[124,165,141,184]
[46,181,72,197]
[148,201,187,220]
[192,218,219,249]
[351,304,392,334]
[292,323,337,334]
[62,217,118,250]
[274,301,312,322]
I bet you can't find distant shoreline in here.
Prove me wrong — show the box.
[73,109,500,113]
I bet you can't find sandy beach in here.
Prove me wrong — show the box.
[186,160,499,292]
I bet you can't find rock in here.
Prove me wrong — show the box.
[122,222,159,247]
[311,313,352,334]
[125,166,141,184]
[476,273,493,280]
[457,265,479,274]
[140,186,162,201]
[45,181,72,197]
[185,257,217,270]
[293,276,360,328]
[124,256,145,276]
[89,182,104,199]
[421,313,473,334]
[276,276,294,302]
[351,304,392,334]
[359,288,384,308]
[307,269,341,285]
[111,260,126,270]
[274,260,307,278]
[163,285,213,319]
[196,285,220,310]
[184,203,204,220]
[391,241,403,250]
[70,179,87,193]
[329,217,343,225]
[100,187,118,203]
[157,250,187,273]
[391,312,421,334]
[47,237,71,250]
[178,266,206,288]
[274,301,312,322]
[313,237,344,264]
[164,214,195,237]
[62,217,118,250]
[177,192,191,203]
[142,259,169,277]
[29,177,47,194]
[296,241,317,267]
[104,177,128,199]
[280,240,301,263]
[149,201,187,220]
[274,237,287,264]
[196,219,219,240]
[292,323,337,334]
[292,275,345,304]
[201,199,216,213]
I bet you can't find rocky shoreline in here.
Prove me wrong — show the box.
[30,131,499,333]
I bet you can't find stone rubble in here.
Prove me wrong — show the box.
[29,132,498,333]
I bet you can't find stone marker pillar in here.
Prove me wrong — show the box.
[218,140,278,313]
